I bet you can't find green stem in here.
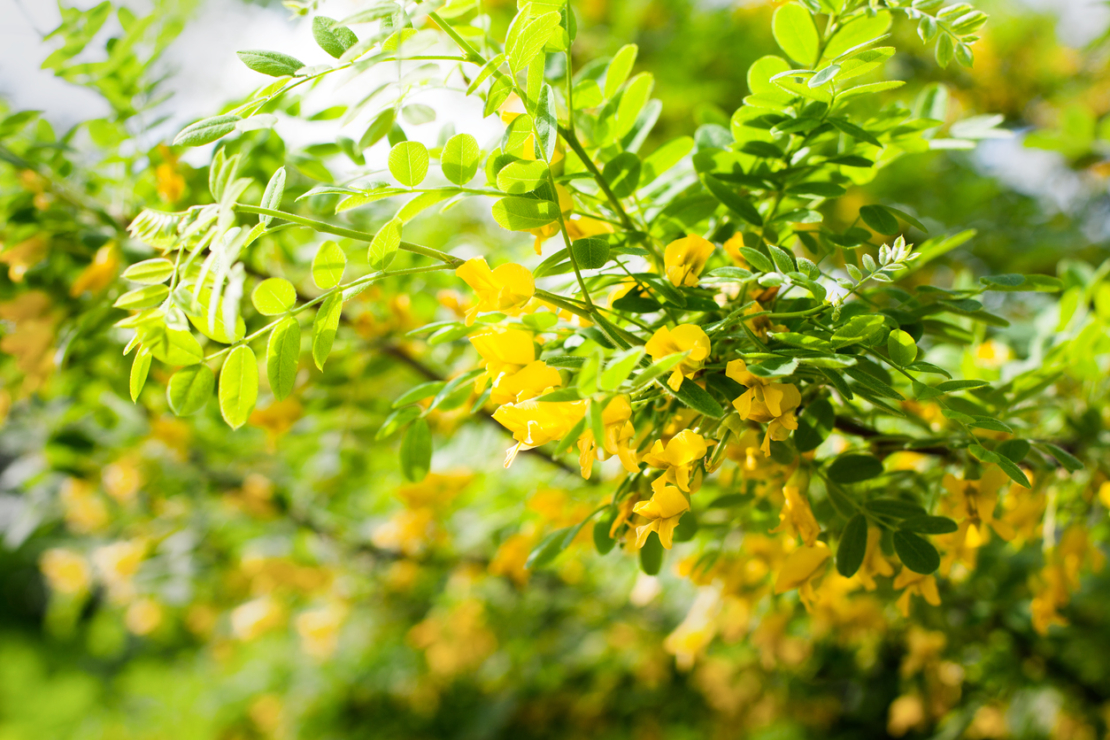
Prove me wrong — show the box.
[203,264,453,362]
[233,205,464,267]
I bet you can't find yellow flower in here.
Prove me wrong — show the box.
[722,233,747,267]
[664,588,721,670]
[664,234,715,287]
[231,596,284,641]
[296,603,348,660]
[641,429,708,492]
[489,532,536,586]
[577,395,640,478]
[633,485,691,549]
[854,527,894,590]
[125,598,163,636]
[492,400,587,466]
[773,543,830,611]
[59,477,109,534]
[893,567,941,617]
[565,216,615,241]
[645,324,711,392]
[769,484,820,546]
[941,465,1015,547]
[454,257,535,326]
[470,329,562,405]
[93,539,146,602]
[40,548,91,595]
[70,244,120,297]
[102,455,143,504]
[726,359,801,455]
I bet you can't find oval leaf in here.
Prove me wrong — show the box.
[167,364,214,416]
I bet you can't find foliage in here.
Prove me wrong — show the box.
[1,0,1110,737]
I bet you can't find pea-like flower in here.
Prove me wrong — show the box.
[455,258,535,326]
[492,400,587,467]
[633,485,691,549]
[769,484,820,547]
[664,234,715,287]
[577,395,639,478]
[726,359,801,454]
[893,567,941,617]
[470,330,561,405]
[773,542,830,612]
[940,465,1016,547]
[645,324,711,392]
[641,429,708,493]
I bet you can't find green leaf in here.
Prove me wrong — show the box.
[827,453,884,484]
[148,327,204,366]
[218,345,259,429]
[312,293,343,370]
[900,516,958,535]
[829,117,882,147]
[979,274,1063,293]
[173,114,240,147]
[704,175,763,226]
[266,316,300,401]
[259,167,286,226]
[251,278,296,316]
[593,514,617,554]
[312,240,347,289]
[236,50,305,77]
[526,526,572,570]
[822,11,891,60]
[772,3,819,67]
[441,133,481,185]
[738,247,774,273]
[1037,442,1083,473]
[167,364,214,416]
[859,204,900,234]
[665,378,725,419]
[602,152,641,198]
[393,381,447,408]
[129,348,151,402]
[122,258,175,285]
[497,160,550,194]
[491,196,559,231]
[887,329,917,366]
[312,16,358,58]
[795,398,834,452]
[600,347,644,391]
[968,444,1031,488]
[836,514,868,577]
[506,10,561,73]
[613,72,653,141]
[838,80,905,101]
[368,218,402,271]
[639,531,664,575]
[400,418,433,482]
[936,379,989,392]
[388,141,429,186]
[605,44,638,98]
[536,83,558,161]
[831,315,885,347]
[996,439,1030,463]
[114,284,169,310]
[641,136,693,184]
[866,498,926,519]
[359,108,396,150]
[893,530,940,574]
[572,237,610,269]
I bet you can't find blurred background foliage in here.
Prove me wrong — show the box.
[1,0,1110,738]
